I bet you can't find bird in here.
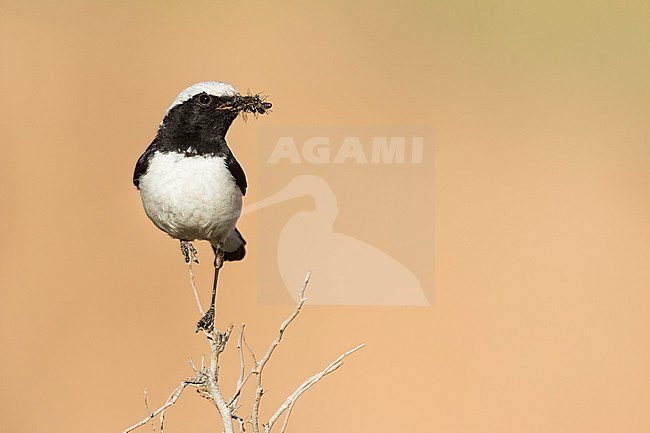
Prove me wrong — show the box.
[133,81,271,331]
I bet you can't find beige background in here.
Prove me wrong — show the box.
[2,1,650,432]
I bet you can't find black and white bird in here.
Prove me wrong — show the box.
[133,81,270,330]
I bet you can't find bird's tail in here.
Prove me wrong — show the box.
[221,228,246,261]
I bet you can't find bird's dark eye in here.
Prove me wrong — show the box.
[198,94,211,105]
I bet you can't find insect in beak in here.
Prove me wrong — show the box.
[215,93,272,118]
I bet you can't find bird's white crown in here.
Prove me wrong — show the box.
[165,81,239,115]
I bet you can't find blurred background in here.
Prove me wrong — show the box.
[1,1,649,432]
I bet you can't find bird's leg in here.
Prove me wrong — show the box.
[180,240,199,264]
[196,243,224,332]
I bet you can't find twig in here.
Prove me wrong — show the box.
[124,381,195,433]
[265,344,365,433]
[233,413,246,433]
[187,260,204,315]
[237,324,246,393]
[278,405,293,433]
[258,272,311,370]
[228,327,258,409]
[251,271,311,433]
[243,333,257,364]
[229,324,250,409]
[189,358,199,374]
[143,389,156,433]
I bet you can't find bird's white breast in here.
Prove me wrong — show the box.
[138,151,242,243]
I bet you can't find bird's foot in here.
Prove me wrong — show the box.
[180,240,199,264]
[196,307,215,333]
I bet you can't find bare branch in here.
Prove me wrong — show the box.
[229,324,255,409]
[234,413,245,433]
[256,272,311,373]
[189,358,199,374]
[205,326,236,433]
[278,405,293,433]
[143,389,156,433]
[237,324,246,393]
[243,333,257,364]
[251,271,311,433]
[126,269,363,433]
[229,371,254,409]
[124,381,194,433]
[265,344,365,433]
[252,384,264,433]
[187,260,204,315]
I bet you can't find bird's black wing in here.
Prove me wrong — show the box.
[225,152,247,196]
[133,138,158,190]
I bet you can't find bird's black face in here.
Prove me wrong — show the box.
[162,92,240,142]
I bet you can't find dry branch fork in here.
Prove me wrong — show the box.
[124,271,364,433]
